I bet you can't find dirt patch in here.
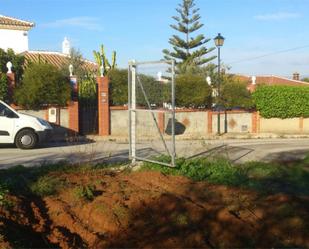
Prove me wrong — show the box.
[1,170,309,248]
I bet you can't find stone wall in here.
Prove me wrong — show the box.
[260,118,300,134]
[212,112,252,134]
[109,107,309,138]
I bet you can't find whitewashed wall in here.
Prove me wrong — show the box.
[0,29,29,53]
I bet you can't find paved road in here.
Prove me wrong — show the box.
[0,138,309,168]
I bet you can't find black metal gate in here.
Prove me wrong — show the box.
[79,84,99,135]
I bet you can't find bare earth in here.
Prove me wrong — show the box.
[1,170,308,248]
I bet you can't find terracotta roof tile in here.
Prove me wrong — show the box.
[22,51,98,72]
[0,15,34,30]
[235,74,309,87]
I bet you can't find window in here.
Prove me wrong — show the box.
[0,103,14,117]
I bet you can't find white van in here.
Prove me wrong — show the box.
[0,100,53,149]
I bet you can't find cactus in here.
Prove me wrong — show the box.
[93,44,117,76]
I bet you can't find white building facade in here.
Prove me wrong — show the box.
[0,15,34,53]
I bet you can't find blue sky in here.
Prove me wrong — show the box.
[1,0,309,77]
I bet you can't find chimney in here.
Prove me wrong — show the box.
[293,72,300,81]
[62,37,71,55]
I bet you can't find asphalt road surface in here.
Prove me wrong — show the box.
[0,138,309,168]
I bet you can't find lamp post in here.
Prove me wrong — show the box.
[214,33,225,134]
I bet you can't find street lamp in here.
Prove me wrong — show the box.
[214,33,225,134]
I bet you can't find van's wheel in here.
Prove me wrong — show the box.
[15,129,38,149]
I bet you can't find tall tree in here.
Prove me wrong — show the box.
[61,48,89,82]
[163,0,215,71]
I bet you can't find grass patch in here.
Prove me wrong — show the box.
[0,183,9,207]
[142,157,248,185]
[74,185,96,201]
[0,162,73,195]
[0,161,119,197]
[30,176,64,197]
[113,204,129,222]
[141,155,309,196]
[172,213,189,226]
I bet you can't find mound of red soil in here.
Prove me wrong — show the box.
[1,170,309,248]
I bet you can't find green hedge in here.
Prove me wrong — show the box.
[14,62,70,109]
[176,74,211,108]
[108,69,169,107]
[253,85,309,118]
[108,69,128,106]
[0,73,8,102]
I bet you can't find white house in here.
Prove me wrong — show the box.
[1,14,97,72]
[0,15,34,53]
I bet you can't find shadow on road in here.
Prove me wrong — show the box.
[187,144,255,163]
[262,149,309,163]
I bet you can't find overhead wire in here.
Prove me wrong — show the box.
[227,44,309,65]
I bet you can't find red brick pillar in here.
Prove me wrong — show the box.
[256,111,261,133]
[45,109,49,122]
[6,72,15,102]
[158,112,165,133]
[247,84,256,93]
[252,112,258,133]
[97,76,110,136]
[207,110,213,134]
[252,111,261,133]
[68,76,79,133]
[299,117,304,133]
[68,101,79,133]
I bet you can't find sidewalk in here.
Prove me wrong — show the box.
[89,132,309,143]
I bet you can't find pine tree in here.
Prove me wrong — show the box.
[163,0,215,71]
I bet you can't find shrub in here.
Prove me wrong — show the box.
[141,155,309,195]
[74,184,96,201]
[221,80,253,109]
[137,74,170,107]
[0,48,24,83]
[30,176,64,197]
[176,74,211,108]
[142,157,248,185]
[108,69,170,107]
[60,48,91,82]
[108,69,128,105]
[253,85,309,118]
[14,62,71,109]
[79,74,97,104]
[0,73,8,102]
[0,183,9,206]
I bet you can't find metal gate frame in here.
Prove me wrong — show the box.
[128,60,176,167]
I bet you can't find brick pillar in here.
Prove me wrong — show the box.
[97,76,110,136]
[45,109,49,121]
[256,111,260,133]
[299,117,304,133]
[6,72,15,102]
[67,76,79,133]
[247,84,256,93]
[252,112,258,133]
[158,112,165,134]
[207,110,213,134]
[68,101,79,133]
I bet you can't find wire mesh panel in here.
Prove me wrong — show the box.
[128,60,176,167]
